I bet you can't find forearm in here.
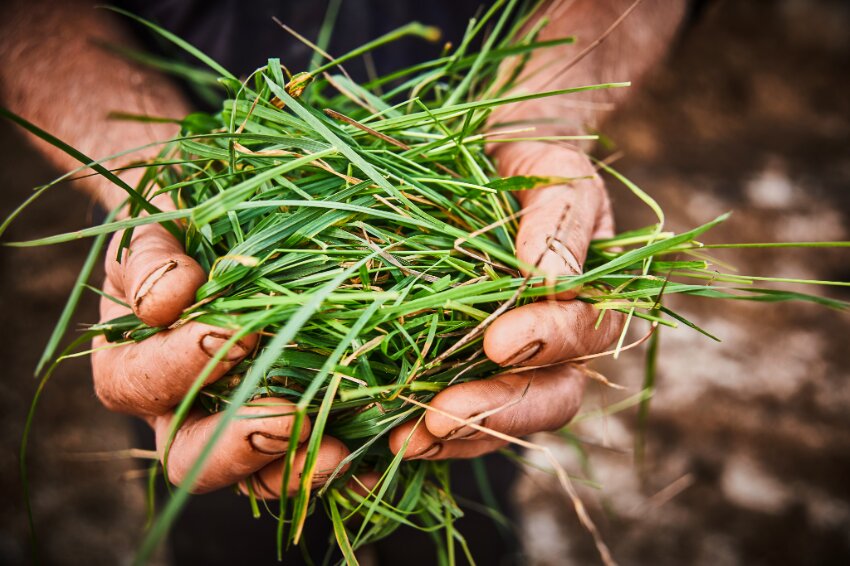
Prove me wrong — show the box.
[491,0,686,167]
[0,0,191,210]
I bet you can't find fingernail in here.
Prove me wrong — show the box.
[297,470,331,486]
[445,413,486,440]
[445,425,478,440]
[253,473,275,497]
[413,443,442,460]
[201,333,249,361]
[133,261,177,308]
[502,340,543,366]
[311,473,331,486]
[248,432,290,455]
[544,238,582,275]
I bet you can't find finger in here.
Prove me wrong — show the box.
[424,364,587,441]
[105,223,206,328]
[388,419,507,460]
[91,321,258,416]
[517,176,606,300]
[347,470,382,498]
[239,437,351,499]
[592,184,616,240]
[154,398,310,494]
[98,276,134,321]
[484,300,623,367]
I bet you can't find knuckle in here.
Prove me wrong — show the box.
[91,352,168,417]
[91,356,123,413]
[164,461,190,490]
[92,383,122,413]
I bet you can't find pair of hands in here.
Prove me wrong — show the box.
[91,142,623,497]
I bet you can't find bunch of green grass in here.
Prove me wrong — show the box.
[4,1,849,564]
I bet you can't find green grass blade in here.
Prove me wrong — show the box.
[35,207,118,375]
[329,496,359,565]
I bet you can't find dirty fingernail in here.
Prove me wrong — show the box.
[544,238,582,275]
[445,412,486,440]
[248,432,290,455]
[201,333,249,361]
[502,340,543,366]
[413,443,442,460]
[133,261,177,308]
[445,425,478,440]
[311,473,331,487]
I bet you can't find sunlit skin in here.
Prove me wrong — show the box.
[0,0,686,494]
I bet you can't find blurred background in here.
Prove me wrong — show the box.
[1,0,848,564]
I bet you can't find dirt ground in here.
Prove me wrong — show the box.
[1,0,848,565]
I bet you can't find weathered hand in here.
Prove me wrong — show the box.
[390,143,624,459]
[91,216,350,496]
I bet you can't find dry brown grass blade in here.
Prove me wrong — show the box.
[451,199,541,277]
[638,473,695,513]
[233,142,293,157]
[271,16,357,93]
[60,448,159,461]
[372,194,412,219]
[341,334,385,366]
[325,108,411,150]
[236,93,263,135]
[323,73,379,114]
[578,365,625,390]
[324,108,462,178]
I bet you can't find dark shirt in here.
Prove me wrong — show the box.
[117,0,487,81]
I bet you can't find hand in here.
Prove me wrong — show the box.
[389,142,624,459]
[91,215,350,497]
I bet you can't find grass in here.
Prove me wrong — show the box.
[3,1,849,564]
